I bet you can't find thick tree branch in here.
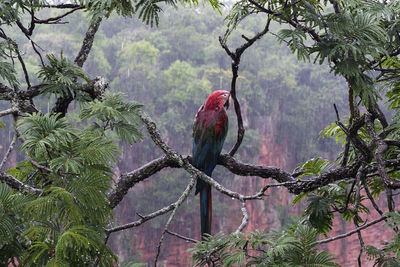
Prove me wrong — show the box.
[109,156,177,208]
[0,82,14,100]
[108,149,362,210]
[0,172,42,195]
[0,107,17,117]
[74,16,103,68]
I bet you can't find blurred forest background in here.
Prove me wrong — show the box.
[3,4,385,266]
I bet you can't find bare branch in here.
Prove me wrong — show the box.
[219,154,361,194]
[39,4,83,9]
[106,199,178,233]
[0,134,17,170]
[166,230,199,243]
[29,159,53,173]
[108,145,362,211]
[353,168,365,267]
[363,180,384,218]
[109,156,177,208]
[34,6,84,24]
[0,82,14,100]
[247,0,321,42]
[365,114,397,210]
[154,176,197,266]
[219,18,272,156]
[10,39,31,88]
[316,216,387,245]
[74,16,103,68]
[329,0,341,14]
[234,201,249,234]
[0,108,17,117]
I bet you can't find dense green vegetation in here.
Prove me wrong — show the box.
[0,0,400,266]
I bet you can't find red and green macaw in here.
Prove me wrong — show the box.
[192,90,230,239]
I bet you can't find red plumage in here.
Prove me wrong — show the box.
[192,90,230,239]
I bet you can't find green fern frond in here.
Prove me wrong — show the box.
[18,113,76,160]
[80,92,143,144]
[38,53,88,97]
[55,225,117,266]
[304,194,334,233]
[296,157,335,177]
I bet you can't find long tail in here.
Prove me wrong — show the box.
[200,184,212,240]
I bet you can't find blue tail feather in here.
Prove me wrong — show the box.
[200,184,211,240]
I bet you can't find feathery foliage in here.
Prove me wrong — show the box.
[80,92,143,144]
[364,212,400,266]
[4,94,142,265]
[38,53,89,97]
[191,225,339,266]
[0,183,27,265]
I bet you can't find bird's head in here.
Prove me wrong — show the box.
[204,90,231,110]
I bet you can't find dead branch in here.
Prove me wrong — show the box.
[106,199,178,234]
[0,108,17,117]
[219,18,272,156]
[34,6,84,24]
[365,114,398,211]
[154,176,197,266]
[0,134,17,170]
[29,159,53,173]
[166,230,199,243]
[234,201,249,234]
[316,216,386,245]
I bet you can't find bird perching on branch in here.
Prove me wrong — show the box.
[192,90,230,239]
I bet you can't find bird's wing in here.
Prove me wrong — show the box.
[192,108,228,176]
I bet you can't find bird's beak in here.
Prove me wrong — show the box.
[224,95,231,109]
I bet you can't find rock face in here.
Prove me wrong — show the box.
[110,113,394,267]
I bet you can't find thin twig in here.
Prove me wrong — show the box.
[154,176,196,266]
[0,134,17,170]
[34,6,84,24]
[106,199,180,233]
[30,40,45,67]
[29,159,53,173]
[316,216,386,245]
[353,168,365,267]
[35,3,84,9]
[165,230,199,243]
[363,179,398,233]
[365,114,397,210]
[219,18,272,156]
